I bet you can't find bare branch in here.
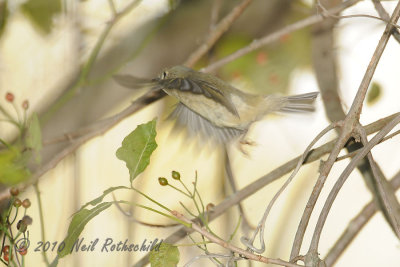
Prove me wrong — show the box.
[291,1,400,260]
[317,0,400,31]
[314,0,400,244]
[172,210,304,267]
[309,114,400,253]
[202,0,361,73]
[336,129,400,161]
[356,125,400,237]
[132,112,399,267]
[184,0,253,68]
[372,0,400,43]
[324,171,400,266]
[42,0,143,121]
[0,90,165,202]
[241,122,341,254]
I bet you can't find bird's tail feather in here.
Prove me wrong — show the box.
[280,92,319,113]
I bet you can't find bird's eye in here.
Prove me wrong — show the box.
[161,71,167,79]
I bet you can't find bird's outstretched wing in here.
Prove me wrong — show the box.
[159,77,239,117]
[168,103,243,144]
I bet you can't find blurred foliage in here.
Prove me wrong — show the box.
[197,1,312,95]
[168,0,181,10]
[0,0,8,38]
[0,105,42,185]
[149,243,180,267]
[367,81,382,106]
[0,147,31,185]
[21,0,61,34]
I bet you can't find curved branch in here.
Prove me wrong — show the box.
[202,0,361,73]
[324,170,400,266]
[184,0,253,67]
[132,112,399,267]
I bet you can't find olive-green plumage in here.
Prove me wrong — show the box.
[114,66,318,143]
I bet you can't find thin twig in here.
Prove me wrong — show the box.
[224,148,255,233]
[356,124,400,237]
[132,112,399,267]
[184,0,253,67]
[291,1,400,260]
[324,170,400,266]
[172,210,304,267]
[209,0,223,32]
[202,0,361,73]
[372,0,400,42]
[0,90,165,202]
[336,128,400,161]
[308,114,400,254]
[314,0,400,243]
[112,193,179,228]
[183,253,242,267]
[317,0,400,30]
[241,122,341,254]
[42,0,143,122]
[107,0,117,16]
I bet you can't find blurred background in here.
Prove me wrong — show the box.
[0,0,400,266]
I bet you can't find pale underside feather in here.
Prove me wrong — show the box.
[168,103,243,144]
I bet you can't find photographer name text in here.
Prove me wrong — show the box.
[27,238,163,253]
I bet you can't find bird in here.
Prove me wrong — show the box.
[114,65,318,145]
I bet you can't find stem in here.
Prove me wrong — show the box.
[33,183,50,266]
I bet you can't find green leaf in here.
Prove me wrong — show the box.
[149,243,180,267]
[80,186,129,210]
[58,202,113,258]
[26,113,42,163]
[21,0,61,34]
[0,148,31,185]
[116,119,158,183]
[367,82,382,105]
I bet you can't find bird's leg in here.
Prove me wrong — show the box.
[238,133,257,156]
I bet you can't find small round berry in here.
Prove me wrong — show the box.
[13,198,22,207]
[10,187,19,196]
[3,251,12,262]
[2,245,10,254]
[171,171,180,180]
[18,247,28,256]
[22,100,29,110]
[22,199,31,208]
[206,203,215,212]
[22,215,33,225]
[158,177,168,186]
[5,92,14,102]
[17,219,28,233]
